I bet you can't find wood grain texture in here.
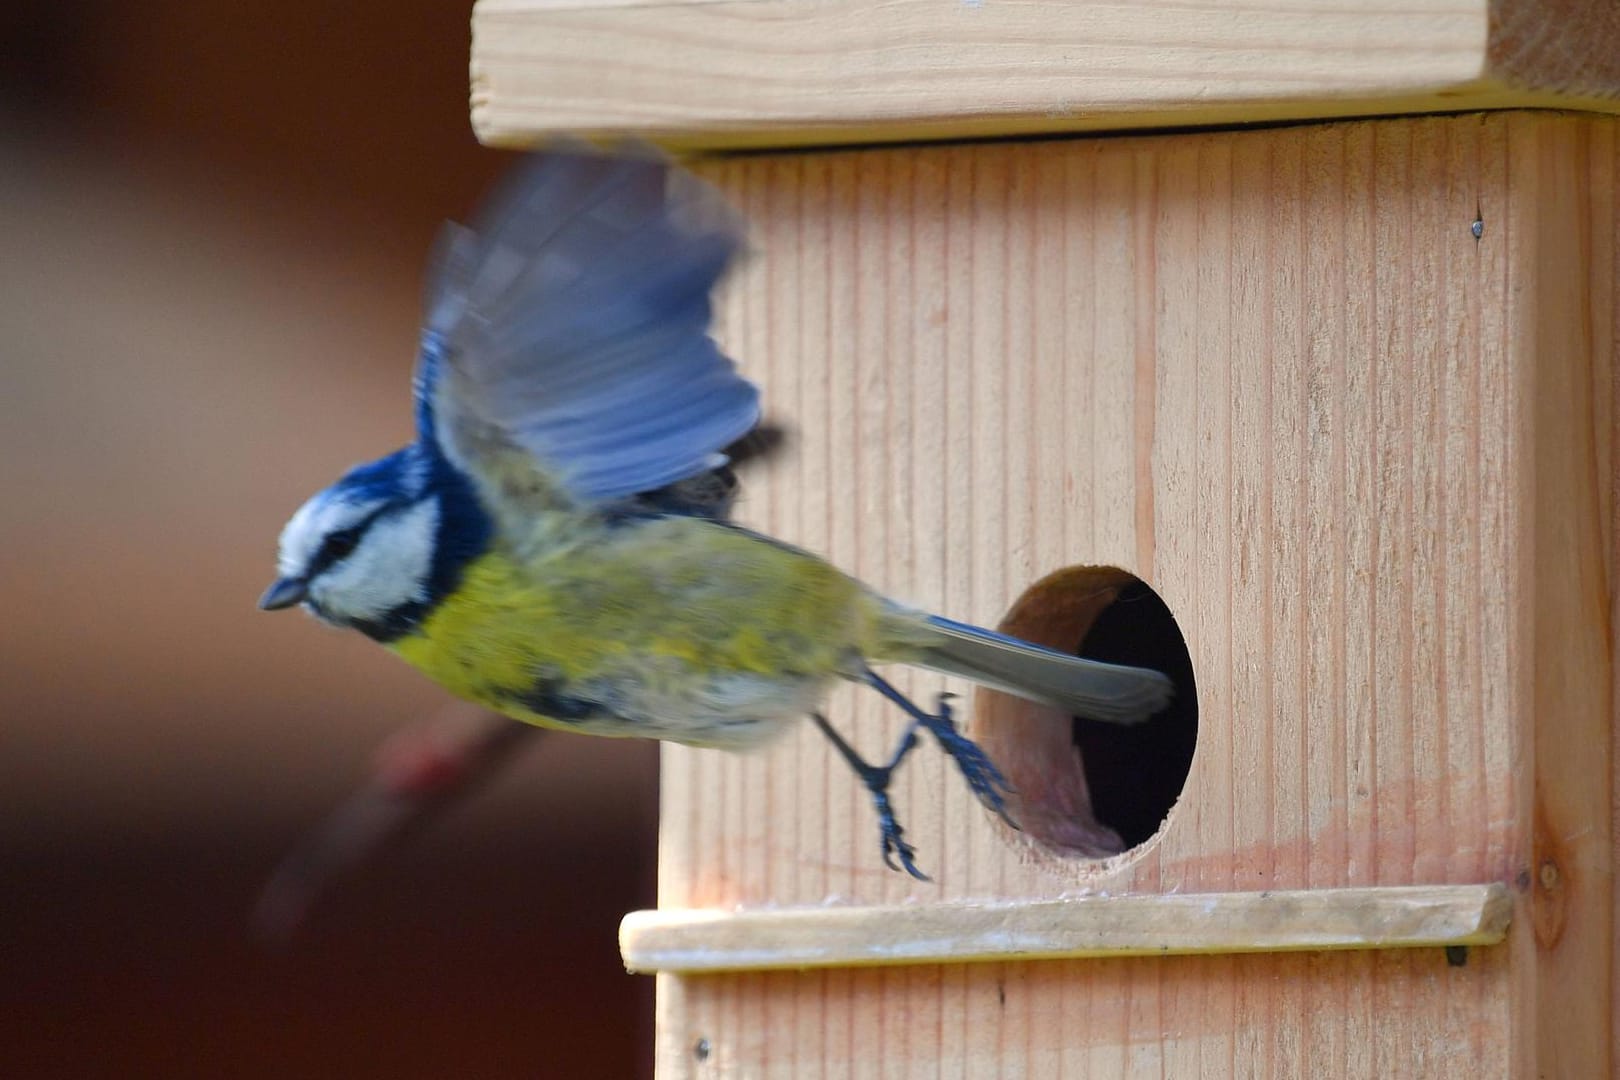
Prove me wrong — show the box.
[643,112,1616,1076]
[622,885,1511,972]
[470,0,1620,149]
[1520,114,1617,1080]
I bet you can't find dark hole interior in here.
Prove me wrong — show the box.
[1071,581,1199,849]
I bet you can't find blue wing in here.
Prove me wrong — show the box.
[415,146,760,510]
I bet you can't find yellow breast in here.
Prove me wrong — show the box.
[388,551,569,709]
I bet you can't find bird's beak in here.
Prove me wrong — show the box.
[259,577,309,611]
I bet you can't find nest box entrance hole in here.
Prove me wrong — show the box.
[967,565,1197,858]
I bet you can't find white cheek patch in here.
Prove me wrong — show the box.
[277,494,386,580]
[309,498,440,623]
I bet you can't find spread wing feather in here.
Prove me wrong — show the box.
[417,146,759,508]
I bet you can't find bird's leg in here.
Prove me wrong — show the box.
[809,712,928,880]
[863,670,1017,829]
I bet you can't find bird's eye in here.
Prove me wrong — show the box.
[320,528,361,563]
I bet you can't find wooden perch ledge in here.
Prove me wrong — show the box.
[620,883,1513,974]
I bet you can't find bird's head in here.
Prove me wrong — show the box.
[260,447,487,640]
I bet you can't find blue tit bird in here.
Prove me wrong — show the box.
[260,146,1173,878]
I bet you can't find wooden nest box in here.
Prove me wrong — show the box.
[471,0,1618,1073]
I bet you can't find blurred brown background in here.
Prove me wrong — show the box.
[2,3,658,1075]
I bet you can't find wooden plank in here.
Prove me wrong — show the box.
[621,884,1512,973]
[663,113,1526,924]
[470,0,1620,149]
[641,114,1614,1075]
[1517,112,1617,1080]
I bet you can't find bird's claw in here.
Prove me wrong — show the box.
[873,790,929,881]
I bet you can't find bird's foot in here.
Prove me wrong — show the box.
[921,693,1016,828]
[810,713,930,881]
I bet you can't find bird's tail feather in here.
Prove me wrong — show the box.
[907,615,1174,725]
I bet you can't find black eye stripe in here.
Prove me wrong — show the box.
[308,506,392,575]
[322,530,360,558]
